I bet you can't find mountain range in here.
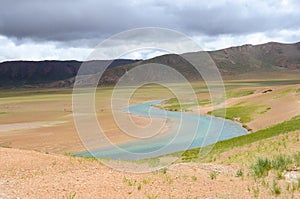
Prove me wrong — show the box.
[1,42,300,88]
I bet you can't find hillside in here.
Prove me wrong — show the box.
[210,42,300,74]
[0,42,300,88]
[0,59,140,87]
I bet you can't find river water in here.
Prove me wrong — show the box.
[76,100,248,160]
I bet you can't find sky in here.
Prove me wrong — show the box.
[0,0,300,61]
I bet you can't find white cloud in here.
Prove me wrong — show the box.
[0,35,92,61]
[194,28,300,51]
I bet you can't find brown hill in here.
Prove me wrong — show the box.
[1,42,299,88]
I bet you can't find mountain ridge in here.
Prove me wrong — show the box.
[1,41,300,88]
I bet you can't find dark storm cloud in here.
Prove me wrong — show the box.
[1,0,300,43]
[0,0,173,42]
[159,0,300,36]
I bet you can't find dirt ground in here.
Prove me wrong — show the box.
[1,147,294,199]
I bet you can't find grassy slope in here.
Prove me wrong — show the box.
[178,115,300,163]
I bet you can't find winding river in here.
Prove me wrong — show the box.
[76,100,248,160]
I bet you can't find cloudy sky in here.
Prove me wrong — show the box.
[0,0,300,61]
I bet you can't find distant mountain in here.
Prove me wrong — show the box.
[209,42,300,74]
[0,42,300,88]
[97,41,300,84]
[0,59,140,87]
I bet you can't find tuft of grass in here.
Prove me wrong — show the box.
[293,152,300,166]
[123,177,136,186]
[236,169,244,177]
[142,177,151,184]
[62,192,76,199]
[271,180,281,195]
[271,155,291,172]
[251,158,271,178]
[191,175,197,181]
[164,174,173,184]
[209,171,217,180]
[137,183,142,191]
[251,155,292,178]
[253,186,260,198]
[147,194,158,199]
[0,112,7,114]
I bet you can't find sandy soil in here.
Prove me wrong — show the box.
[0,147,286,199]
[0,113,168,154]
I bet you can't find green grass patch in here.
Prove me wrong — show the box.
[179,115,300,162]
[208,104,263,123]
[0,112,7,114]
[164,98,179,104]
[162,98,211,112]
[226,89,255,98]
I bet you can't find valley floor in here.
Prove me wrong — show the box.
[0,79,300,198]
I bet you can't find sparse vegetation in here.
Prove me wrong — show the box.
[62,192,76,199]
[236,169,243,177]
[251,153,298,179]
[142,177,151,184]
[253,185,260,198]
[271,155,291,171]
[209,171,217,180]
[137,182,142,191]
[271,180,281,195]
[123,177,136,186]
[191,175,197,181]
[251,158,271,178]
[164,174,173,184]
[147,194,158,199]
